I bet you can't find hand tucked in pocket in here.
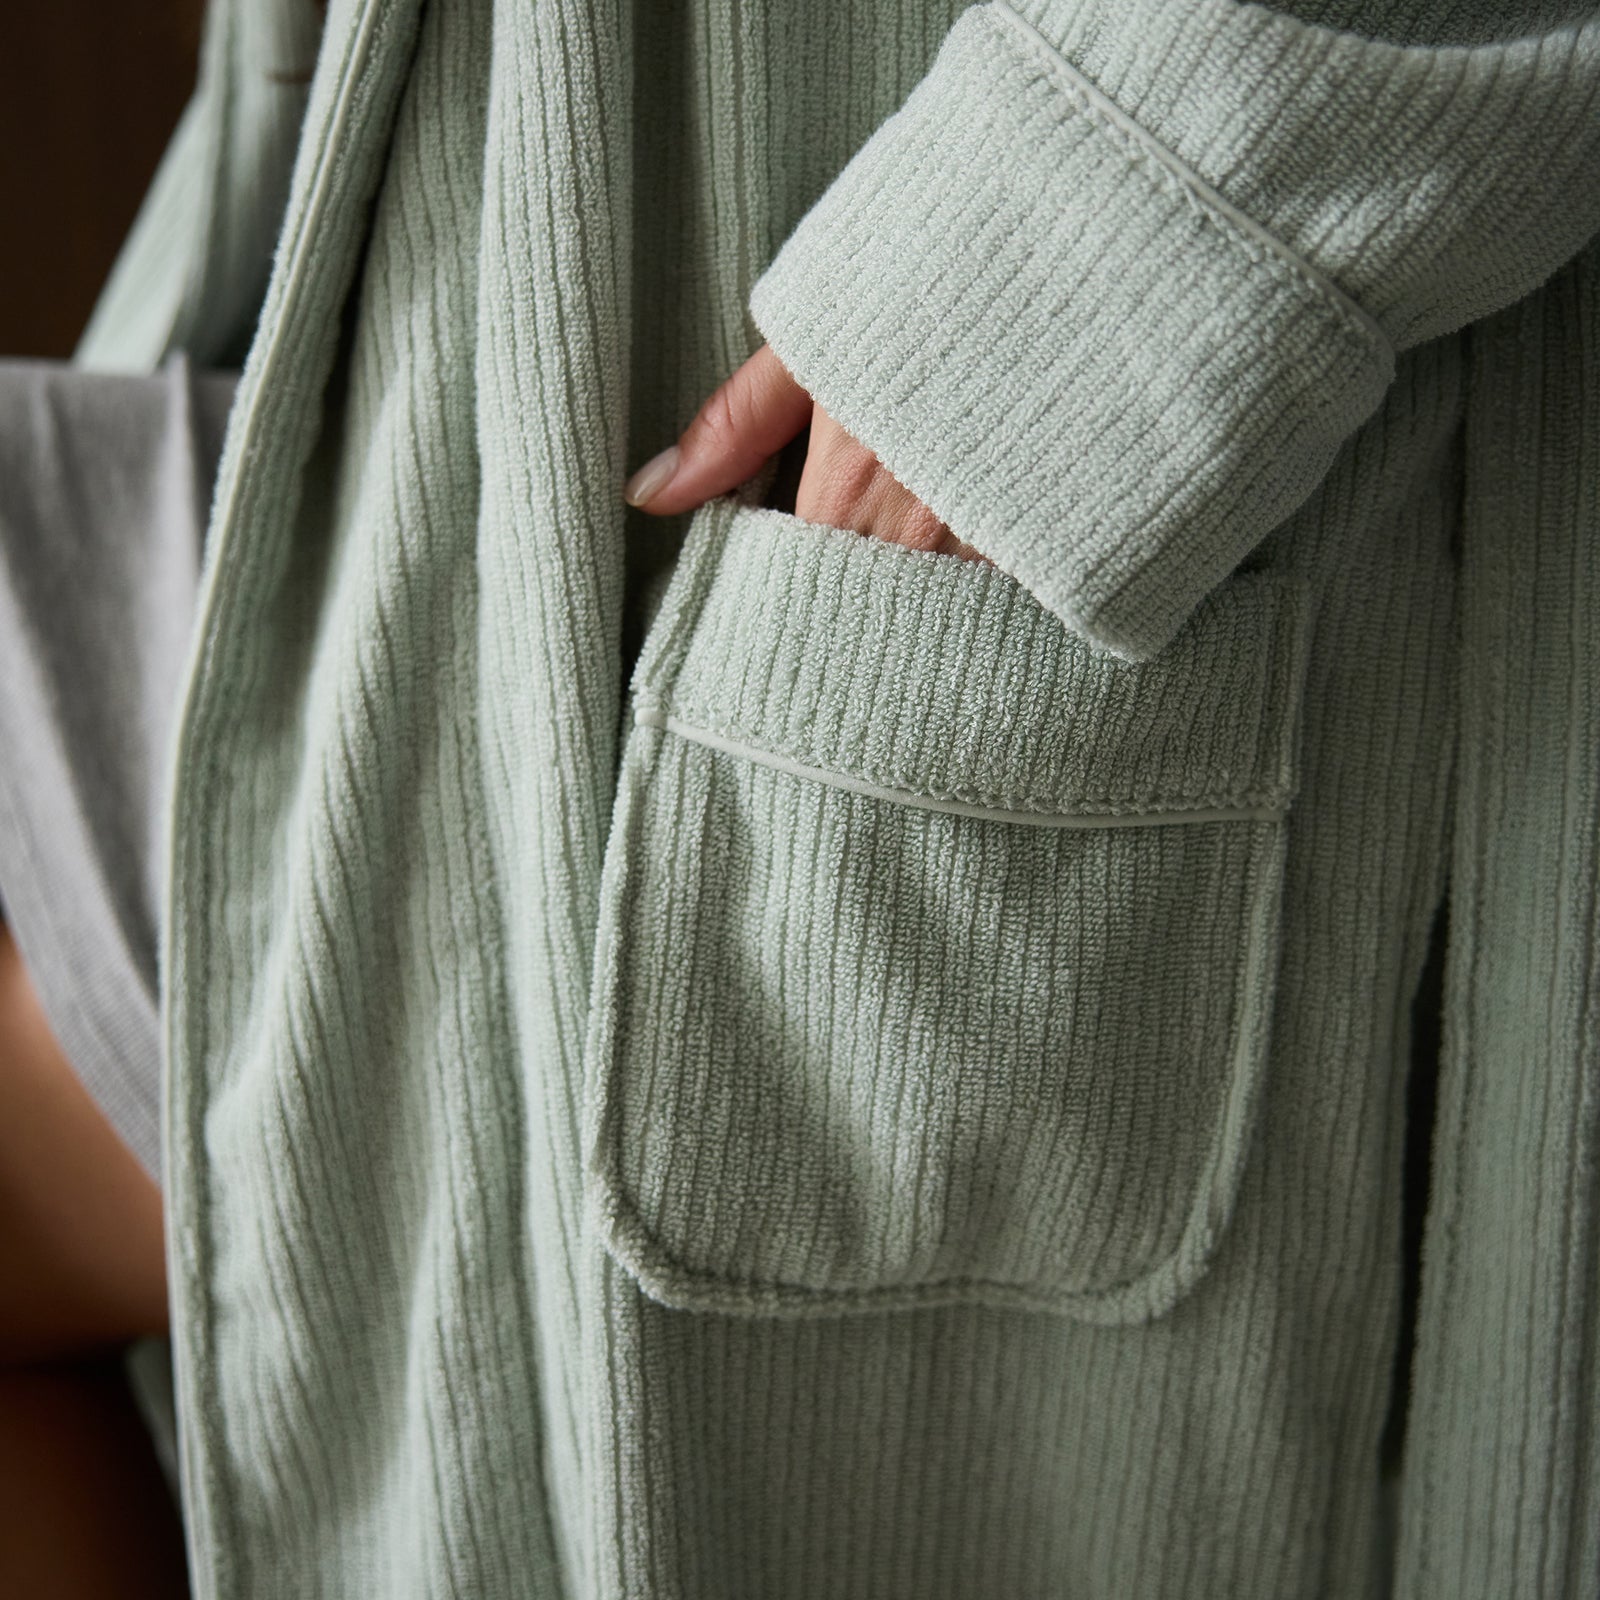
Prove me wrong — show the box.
[622,343,990,563]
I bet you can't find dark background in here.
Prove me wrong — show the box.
[0,5,205,359]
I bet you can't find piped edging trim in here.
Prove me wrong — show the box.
[634,703,1290,826]
[989,0,1390,359]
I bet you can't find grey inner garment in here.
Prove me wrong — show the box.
[0,353,237,1183]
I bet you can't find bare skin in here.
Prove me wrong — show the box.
[0,919,187,1596]
[623,341,991,564]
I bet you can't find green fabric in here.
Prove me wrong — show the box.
[80,0,1600,1594]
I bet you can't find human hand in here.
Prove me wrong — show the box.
[622,343,990,562]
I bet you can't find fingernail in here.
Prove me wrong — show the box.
[624,445,680,507]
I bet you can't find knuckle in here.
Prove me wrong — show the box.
[690,383,745,454]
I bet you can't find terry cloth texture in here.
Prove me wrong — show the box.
[77,0,1600,1595]
[0,355,237,1182]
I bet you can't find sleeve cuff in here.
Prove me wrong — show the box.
[748,1,1398,660]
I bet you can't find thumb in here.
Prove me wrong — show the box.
[623,343,813,515]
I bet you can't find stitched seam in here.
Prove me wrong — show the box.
[988,0,1393,361]
[600,1188,1181,1313]
[636,704,1289,821]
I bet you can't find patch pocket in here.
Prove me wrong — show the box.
[584,496,1312,1323]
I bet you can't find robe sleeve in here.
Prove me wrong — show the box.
[747,0,1600,660]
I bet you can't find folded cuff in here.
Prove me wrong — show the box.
[749,1,1395,661]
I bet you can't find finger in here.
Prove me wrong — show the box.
[792,406,881,524]
[797,408,980,558]
[623,343,813,515]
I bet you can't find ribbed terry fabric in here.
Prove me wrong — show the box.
[71,0,1600,1595]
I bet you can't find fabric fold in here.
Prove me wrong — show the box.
[0,354,237,1182]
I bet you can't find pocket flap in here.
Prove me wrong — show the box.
[637,504,1306,824]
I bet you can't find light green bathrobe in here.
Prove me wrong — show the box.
[80,0,1600,1594]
